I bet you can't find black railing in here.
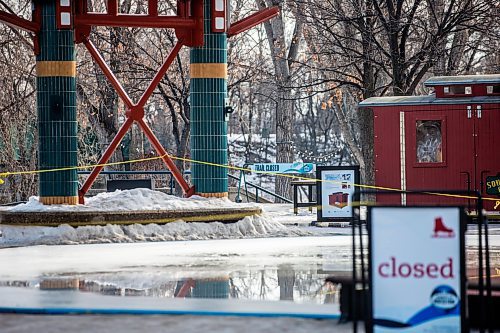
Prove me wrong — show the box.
[228,173,292,203]
[78,170,190,195]
[78,170,292,203]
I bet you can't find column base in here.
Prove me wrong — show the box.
[39,196,79,205]
[196,192,228,198]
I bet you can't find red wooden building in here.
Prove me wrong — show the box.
[359,74,500,211]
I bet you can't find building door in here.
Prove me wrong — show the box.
[404,107,474,207]
[474,103,500,211]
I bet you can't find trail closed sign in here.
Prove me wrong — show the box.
[369,207,465,333]
[250,162,315,174]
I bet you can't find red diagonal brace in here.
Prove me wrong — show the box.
[78,118,134,203]
[138,41,184,108]
[79,39,194,203]
[138,119,195,197]
[227,7,279,38]
[175,278,196,298]
[0,10,40,34]
[84,39,134,109]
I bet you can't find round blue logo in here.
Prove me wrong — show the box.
[430,285,459,310]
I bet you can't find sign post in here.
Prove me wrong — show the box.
[368,207,466,333]
[316,166,359,222]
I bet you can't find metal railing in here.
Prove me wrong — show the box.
[78,170,292,203]
[228,173,292,203]
[78,170,190,195]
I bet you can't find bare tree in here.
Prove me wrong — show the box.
[256,0,304,200]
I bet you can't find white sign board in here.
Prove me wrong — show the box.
[319,168,356,219]
[251,163,315,174]
[370,207,463,333]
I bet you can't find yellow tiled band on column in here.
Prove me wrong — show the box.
[40,196,79,205]
[40,278,80,290]
[36,61,77,77]
[190,63,228,79]
[196,192,229,198]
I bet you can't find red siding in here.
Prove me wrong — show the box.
[373,106,402,204]
[404,104,474,206]
[476,103,500,210]
[372,102,500,211]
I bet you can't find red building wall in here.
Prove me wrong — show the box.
[372,102,500,211]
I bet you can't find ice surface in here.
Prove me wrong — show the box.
[0,236,352,305]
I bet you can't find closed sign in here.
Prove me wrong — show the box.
[369,207,464,333]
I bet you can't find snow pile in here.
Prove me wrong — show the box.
[0,189,315,247]
[0,215,310,247]
[8,188,254,212]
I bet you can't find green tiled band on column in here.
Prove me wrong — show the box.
[190,0,228,197]
[36,2,78,205]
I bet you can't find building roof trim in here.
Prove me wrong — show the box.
[359,95,500,107]
[424,74,500,86]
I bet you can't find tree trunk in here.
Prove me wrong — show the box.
[257,0,302,201]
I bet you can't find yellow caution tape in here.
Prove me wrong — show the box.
[0,178,4,185]
[0,153,498,203]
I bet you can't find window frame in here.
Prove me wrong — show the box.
[486,85,500,96]
[409,115,447,168]
[443,85,473,97]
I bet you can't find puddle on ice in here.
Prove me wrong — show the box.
[1,234,498,306]
[27,266,343,304]
[0,236,352,305]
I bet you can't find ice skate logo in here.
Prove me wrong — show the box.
[432,217,455,238]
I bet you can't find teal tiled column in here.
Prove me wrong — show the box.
[36,1,78,205]
[190,0,228,198]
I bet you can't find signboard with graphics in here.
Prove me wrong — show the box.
[250,162,315,174]
[316,166,359,221]
[486,175,500,196]
[369,207,465,333]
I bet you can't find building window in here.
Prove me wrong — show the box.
[487,85,500,94]
[416,120,442,163]
[443,85,472,95]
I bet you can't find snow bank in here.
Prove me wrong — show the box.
[8,188,254,212]
[0,215,310,247]
[0,189,314,247]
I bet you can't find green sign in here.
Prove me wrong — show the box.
[486,176,500,195]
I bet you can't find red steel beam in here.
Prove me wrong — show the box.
[79,39,195,200]
[148,0,158,16]
[138,41,183,107]
[79,118,134,203]
[84,39,134,109]
[227,7,279,38]
[0,10,40,33]
[107,0,118,16]
[75,14,196,29]
[137,118,194,196]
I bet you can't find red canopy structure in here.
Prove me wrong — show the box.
[0,1,278,204]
